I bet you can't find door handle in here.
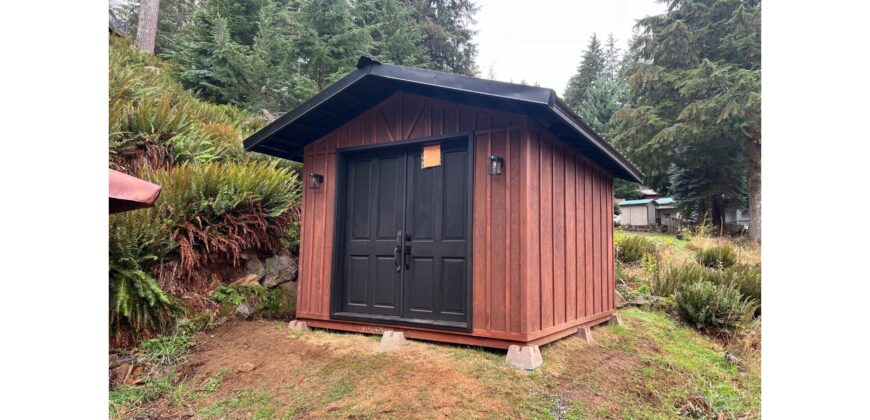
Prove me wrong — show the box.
[393,231,402,272]
[404,234,411,270]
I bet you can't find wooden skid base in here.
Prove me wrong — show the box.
[300,312,614,349]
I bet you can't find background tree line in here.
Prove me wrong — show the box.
[112,0,479,114]
[113,0,761,243]
[563,0,760,242]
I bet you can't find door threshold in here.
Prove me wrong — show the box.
[332,311,470,332]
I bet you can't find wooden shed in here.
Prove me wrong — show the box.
[243,57,642,350]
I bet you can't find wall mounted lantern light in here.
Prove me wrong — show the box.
[488,155,504,176]
[309,173,324,189]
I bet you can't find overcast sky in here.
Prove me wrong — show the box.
[472,0,667,94]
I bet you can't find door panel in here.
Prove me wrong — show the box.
[340,150,405,316]
[337,139,470,327]
[403,141,469,324]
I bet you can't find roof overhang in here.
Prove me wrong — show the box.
[244,57,643,183]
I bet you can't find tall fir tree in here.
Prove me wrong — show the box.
[291,0,372,90]
[354,0,428,67]
[611,0,761,240]
[563,34,605,111]
[409,0,479,76]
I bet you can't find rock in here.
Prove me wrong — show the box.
[143,66,161,75]
[725,352,744,365]
[235,302,255,318]
[230,273,260,287]
[237,362,256,373]
[262,254,298,288]
[245,256,266,280]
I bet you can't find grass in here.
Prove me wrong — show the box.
[120,308,759,419]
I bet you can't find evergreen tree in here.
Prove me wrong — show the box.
[603,33,621,80]
[292,0,373,90]
[611,0,761,240]
[409,0,479,75]
[208,0,267,46]
[354,0,428,67]
[119,0,199,54]
[162,0,480,113]
[563,34,605,111]
[576,75,624,136]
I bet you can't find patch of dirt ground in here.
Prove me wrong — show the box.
[131,309,760,419]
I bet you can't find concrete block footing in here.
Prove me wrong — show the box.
[378,331,408,350]
[607,313,624,326]
[287,320,310,332]
[505,345,543,370]
[575,326,595,344]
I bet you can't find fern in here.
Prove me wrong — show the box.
[675,281,755,333]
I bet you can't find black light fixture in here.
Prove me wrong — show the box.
[309,173,323,189]
[488,155,504,176]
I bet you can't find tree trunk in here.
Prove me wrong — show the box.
[746,138,761,243]
[135,0,161,54]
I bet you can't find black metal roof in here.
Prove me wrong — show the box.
[243,57,643,183]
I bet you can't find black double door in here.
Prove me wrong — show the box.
[335,139,470,328]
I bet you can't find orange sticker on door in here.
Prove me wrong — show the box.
[422,143,441,168]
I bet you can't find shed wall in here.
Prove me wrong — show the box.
[522,122,614,339]
[297,91,614,344]
[298,91,528,341]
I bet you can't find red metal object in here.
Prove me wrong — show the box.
[109,169,161,213]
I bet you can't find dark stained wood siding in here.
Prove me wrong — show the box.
[520,122,615,337]
[297,91,614,345]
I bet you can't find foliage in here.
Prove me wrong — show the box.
[133,161,300,305]
[139,333,195,366]
[563,34,605,111]
[653,263,708,297]
[112,0,200,54]
[707,264,761,315]
[696,244,738,269]
[615,235,656,264]
[110,37,265,172]
[611,0,761,233]
[109,209,181,345]
[212,284,293,319]
[675,281,755,333]
[109,39,302,344]
[212,284,246,306]
[161,0,478,113]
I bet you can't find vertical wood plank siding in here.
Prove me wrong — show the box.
[297,92,614,342]
[521,122,615,334]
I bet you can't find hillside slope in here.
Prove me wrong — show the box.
[109,38,302,347]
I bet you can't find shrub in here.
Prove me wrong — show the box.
[109,210,182,345]
[616,235,657,264]
[146,161,301,276]
[696,244,738,269]
[653,264,707,297]
[675,281,756,332]
[707,264,761,316]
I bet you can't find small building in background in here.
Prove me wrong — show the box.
[617,198,657,226]
[654,197,679,228]
[617,197,679,228]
